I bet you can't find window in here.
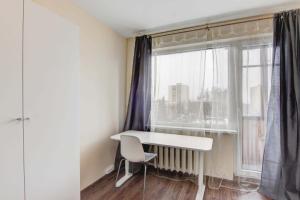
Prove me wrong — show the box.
[151,47,234,131]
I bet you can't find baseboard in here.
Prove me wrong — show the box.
[105,164,115,174]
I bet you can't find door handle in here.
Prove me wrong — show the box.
[14,117,30,121]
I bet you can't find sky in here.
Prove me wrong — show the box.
[152,48,229,101]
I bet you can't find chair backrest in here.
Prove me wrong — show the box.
[120,135,145,163]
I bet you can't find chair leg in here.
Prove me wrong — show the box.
[115,158,125,183]
[143,164,147,197]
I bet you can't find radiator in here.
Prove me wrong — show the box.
[150,129,235,180]
[151,145,200,175]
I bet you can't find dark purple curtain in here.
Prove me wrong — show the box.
[259,9,300,200]
[114,35,152,170]
[123,35,152,132]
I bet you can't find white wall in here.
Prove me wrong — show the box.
[125,38,135,107]
[33,0,127,190]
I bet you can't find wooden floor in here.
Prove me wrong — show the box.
[81,169,270,200]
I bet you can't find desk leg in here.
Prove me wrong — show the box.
[115,159,133,187]
[195,152,205,200]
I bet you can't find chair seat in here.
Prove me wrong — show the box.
[144,152,157,162]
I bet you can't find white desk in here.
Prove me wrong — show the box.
[110,130,213,200]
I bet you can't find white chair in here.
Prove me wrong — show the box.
[116,135,157,195]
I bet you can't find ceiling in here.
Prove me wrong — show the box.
[73,0,299,37]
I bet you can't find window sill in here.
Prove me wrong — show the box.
[152,125,238,135]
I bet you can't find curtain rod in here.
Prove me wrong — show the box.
[150,14,274,38]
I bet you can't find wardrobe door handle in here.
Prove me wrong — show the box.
[14,117,30,121]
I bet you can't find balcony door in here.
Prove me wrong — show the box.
[237,44,272,177]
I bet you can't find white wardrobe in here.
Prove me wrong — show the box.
[0,0,80,199]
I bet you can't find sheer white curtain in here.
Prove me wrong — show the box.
[152,46,237,131]
[151,42,240,179]
[150,18,273,180]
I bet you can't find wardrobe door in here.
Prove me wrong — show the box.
[23,1,80,200]
[0,0,24,199]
